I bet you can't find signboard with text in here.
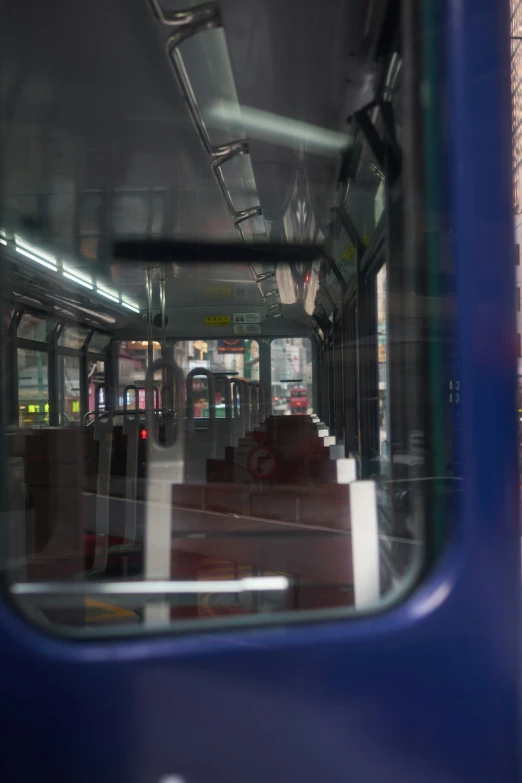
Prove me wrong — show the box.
[218,339,245,354]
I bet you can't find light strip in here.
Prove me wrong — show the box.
[63,272,94,290]
[12,234,143,317]
[16,246,57,271]
[15,236,57,266]
[63,264,93,285]
[97,287,120,303]
[122,300,140,313]
[207,100,352,156]
[12,575,289,596]
[0,237,6,246]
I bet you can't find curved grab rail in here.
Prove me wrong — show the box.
[213,374,232,420]
[161,385,174,414]
[123,384,160,414]
[186,367,217,437]
[146,358,185,454]
[123,384,140,416]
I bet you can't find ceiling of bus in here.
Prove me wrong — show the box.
[219,0,382,231]
[0,0,388,336]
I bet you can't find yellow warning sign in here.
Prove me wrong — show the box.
[204,315,231,326]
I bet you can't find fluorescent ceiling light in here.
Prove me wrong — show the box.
[16,246,57,270]
[63,264,93,284]
[63,272,93,290]
[15,236,57,268]
[122,300,140,313]
[97,286,120,303]
[0,238,6,246]
[206,100,352,156]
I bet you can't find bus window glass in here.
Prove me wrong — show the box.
[88,332,111,354]
[0,1,450,636]
[271,338,312,415]
[17,349,49,428]
[58,355,81,424]
[58,325,89,350]
[18,314,55,343]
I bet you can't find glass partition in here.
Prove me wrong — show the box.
[58,325,89,350]
[18,313,55,342]
[88,331,111,354]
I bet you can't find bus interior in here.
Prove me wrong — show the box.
[0,0,450,632]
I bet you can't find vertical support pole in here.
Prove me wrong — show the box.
[258,339,272,415]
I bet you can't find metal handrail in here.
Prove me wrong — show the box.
[186,367,217,442]
[148,0,282,317]
[214,373,233,419]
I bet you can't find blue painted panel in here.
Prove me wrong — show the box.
[0,1,519,782]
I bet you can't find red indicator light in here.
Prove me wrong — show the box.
[141,429,147,440]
